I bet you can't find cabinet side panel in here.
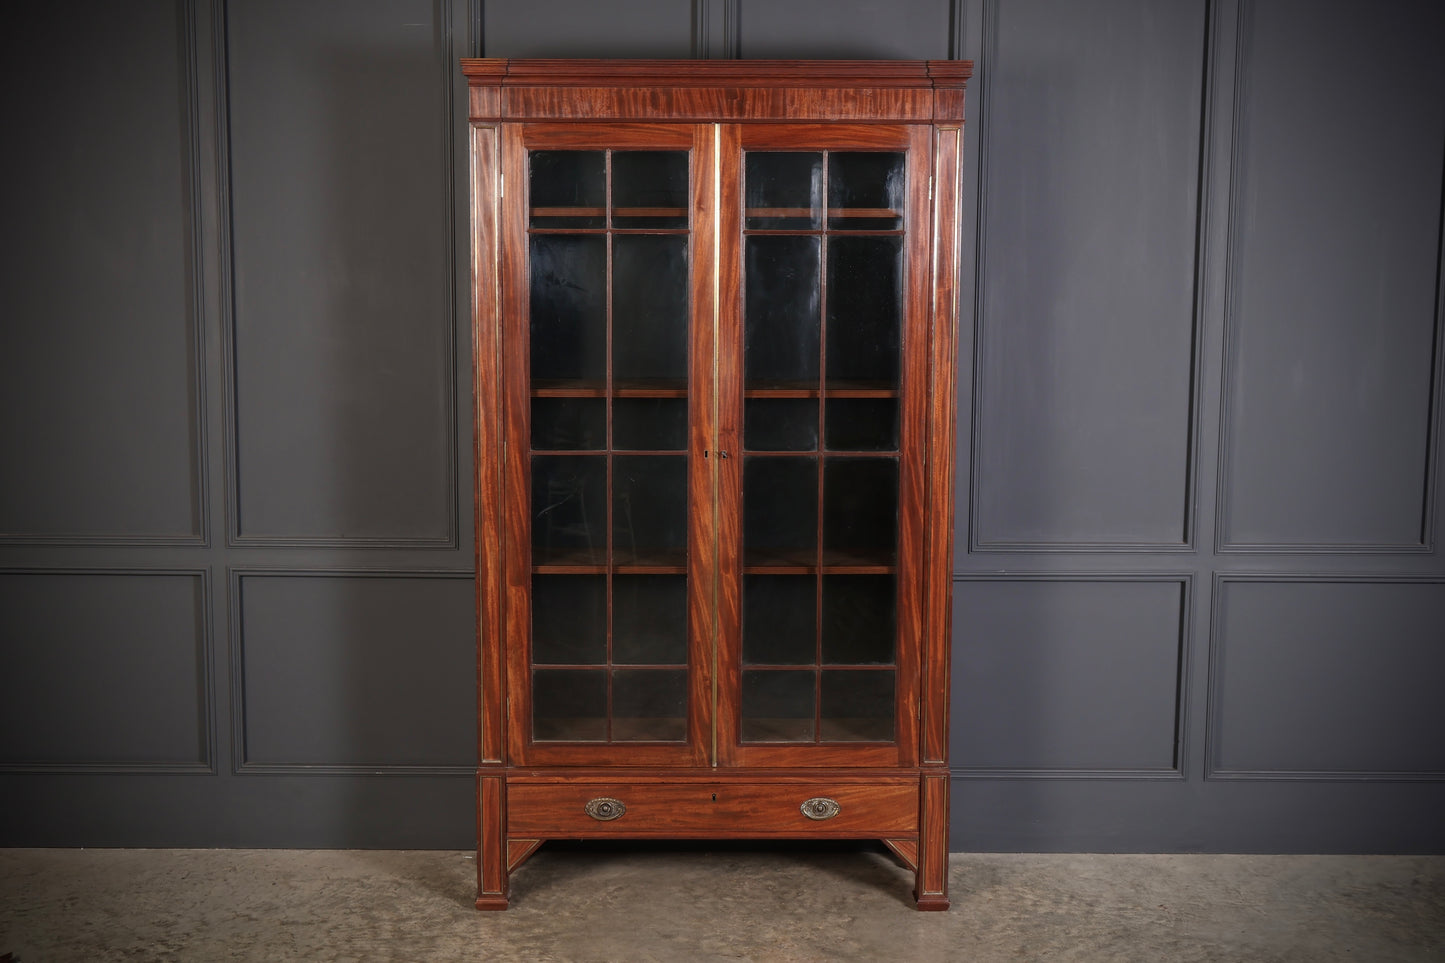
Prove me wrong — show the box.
[923,126,962,766]
[472,123,505,764]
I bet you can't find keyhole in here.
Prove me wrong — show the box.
[711,793,717,802]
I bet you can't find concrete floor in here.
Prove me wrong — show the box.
[1,846,1442,962]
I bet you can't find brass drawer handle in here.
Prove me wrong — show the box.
[800,797,841,820]
[584,797,626,821]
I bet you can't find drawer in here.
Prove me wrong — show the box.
[506,777,919,838]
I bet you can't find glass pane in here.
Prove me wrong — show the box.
[743,456,817,566]
[741,670,816,742]
[612,669,687,741]
[746,152,822,229]
[614,455,687,566]
[826,236,902,389]
[530,235,607,385]
[612,151,689,229]
[532,397,606,450]
[533,668,607,741]
[530,151,605,228]
[614,398,687,451]
[745,399,818,452]
[821,575,895,665]
[532,575,606,665]
[745,236,821,387]
[614,235,689,386]
[820,670,894,742]
[824,398,897,451]
[827,152,905,231]
[531,455,606,566]
[822,458,898,565]
[613,575,688,665]
[743,574,816,665]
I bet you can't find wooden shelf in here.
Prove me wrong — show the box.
[532,378,689,399]
[533,546,688,574]
[746,207,900,219]
[742,547,897,575]
[531,206,687,218]
[744,380,898,399]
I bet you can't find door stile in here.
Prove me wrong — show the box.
[499,123,532,767]
[714,123,745,767]
[687,122,719,767]
[892,124,935,768]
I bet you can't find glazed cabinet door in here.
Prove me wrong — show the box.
[716,124,932,768]
[500,123,716,767]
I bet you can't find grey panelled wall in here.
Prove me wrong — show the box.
[0,0,1442,853]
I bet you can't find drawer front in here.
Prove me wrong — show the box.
[507,779,918,837]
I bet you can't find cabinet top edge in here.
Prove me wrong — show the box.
[459,58,974,89]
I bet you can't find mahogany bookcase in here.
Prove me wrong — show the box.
[463,58,972,910]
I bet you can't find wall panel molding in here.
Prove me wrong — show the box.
[1206,574,1445,782]
[228,568,474,776]
[693,0,736,58]
[965,0,1211,554]
[736,0,946,59]
[0,0,210,548]
[0,567,215,775]
[951,572,1193,780]
[949,0,966,60]
[220,0,462,549]
[1212,0,1444,555]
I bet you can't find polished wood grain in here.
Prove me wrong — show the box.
[882,838,920,872]
[462,59,974,124]
[894,123,935,770]
[477,773,508,910]
[922,127,963,767]
[713,122,744,768]
[508,777,918,838]
[520,122,694,150]
[687,121,719,769]
[736,123,911,150]
[506,838,544,873]
[471,122,505,767]
[465,59,967,87]
[916,771,950,910]
[498,124,531,769]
